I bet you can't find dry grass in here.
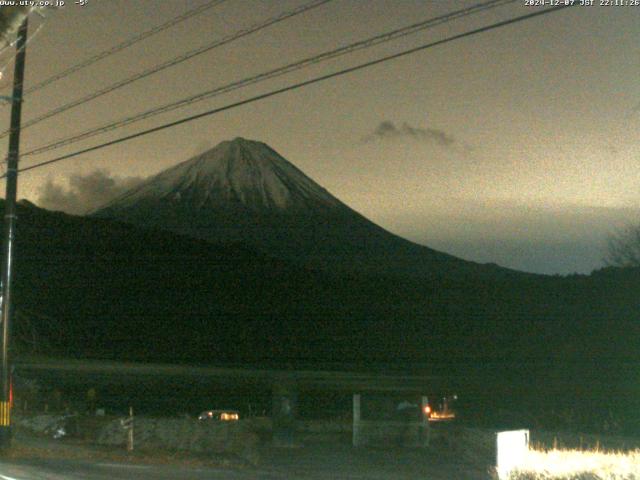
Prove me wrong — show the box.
[3,434,250,469]
[508,447,640,479]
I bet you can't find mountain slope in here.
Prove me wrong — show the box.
[16,200,640,367]
[9,200,567,366]
[93,137,508,277]
[11,200,363,362]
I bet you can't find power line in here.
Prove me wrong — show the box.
[9,0,228,99]
[23,0,516,157]
[13,4,575,177]
[0,0,333,139]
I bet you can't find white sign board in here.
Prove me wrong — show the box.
[496,429,529,479]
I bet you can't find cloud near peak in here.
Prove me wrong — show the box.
[37,169,144,215]
[364,121,456,147]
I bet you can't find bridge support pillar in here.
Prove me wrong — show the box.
[420,395,430,447]
[352,393,361,447]
[272,381,297,447]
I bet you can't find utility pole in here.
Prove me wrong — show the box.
[0,16,28,449]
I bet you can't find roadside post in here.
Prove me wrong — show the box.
[120,406,134,451]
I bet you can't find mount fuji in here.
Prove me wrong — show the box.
[92,137,506,277]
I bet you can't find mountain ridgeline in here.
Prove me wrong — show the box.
[92,137,507,278]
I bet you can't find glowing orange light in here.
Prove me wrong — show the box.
[220,412,239,421]
[428,411,456,422]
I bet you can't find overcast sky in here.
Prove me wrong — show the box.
[0,0,637,275]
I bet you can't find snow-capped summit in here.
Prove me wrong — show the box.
[102,138,341,214]
[93,138,485,276]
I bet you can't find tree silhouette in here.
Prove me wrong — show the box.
[605,225,640,267]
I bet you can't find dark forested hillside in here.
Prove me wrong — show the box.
[10,200,640,369]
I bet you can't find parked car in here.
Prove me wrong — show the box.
[197,409,239,421]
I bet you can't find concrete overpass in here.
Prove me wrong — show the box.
[14,358,448,392]
[14,358,456,447]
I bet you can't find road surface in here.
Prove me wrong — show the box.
[0,443,490,479]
